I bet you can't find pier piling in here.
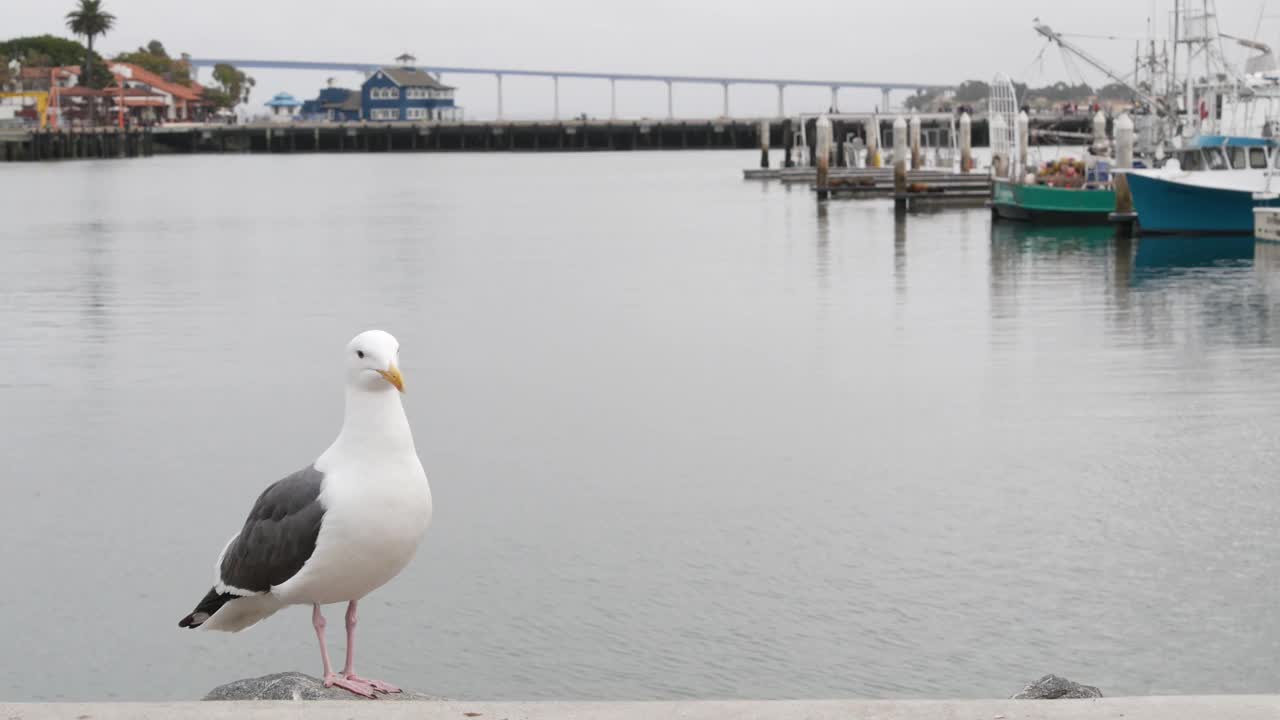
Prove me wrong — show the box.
[909,114,922,170]
[783,118,794,167]
[1016,110,1029,181]
[1092,110,1108,154]
[893,116,907,212]
[815,115,832,200]
[990,113,1008,179]
[959,112,972,173]
[759,119,770,168]
[865,117,880,168]
[1111,112,1135,230]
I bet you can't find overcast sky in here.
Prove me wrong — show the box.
[8,0,1275,118]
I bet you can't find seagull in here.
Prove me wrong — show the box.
[179,330,433,698]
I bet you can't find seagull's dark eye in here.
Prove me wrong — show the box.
[356,350,365,359]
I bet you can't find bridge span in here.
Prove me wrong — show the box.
[187,58,952,119]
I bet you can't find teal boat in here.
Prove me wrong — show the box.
[991,179,1117,224]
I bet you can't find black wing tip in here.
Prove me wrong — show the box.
[180,586,233,629]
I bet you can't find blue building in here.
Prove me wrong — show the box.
[300,86,361,122]
[263,92,302,122]
[361,59,460,122]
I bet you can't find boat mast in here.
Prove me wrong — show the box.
[1033,19,1169,113]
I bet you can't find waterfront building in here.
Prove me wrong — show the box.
[264,92,303,122]
[361,55,461,122]
[300,85,361,122]
[107,62,209,122]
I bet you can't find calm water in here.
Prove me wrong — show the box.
[4,152,1280,702]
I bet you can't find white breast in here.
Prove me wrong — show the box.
[273,454,432,606]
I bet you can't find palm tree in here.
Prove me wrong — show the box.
[65,0,116,123]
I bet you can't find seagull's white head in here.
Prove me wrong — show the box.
[346,329,404,393]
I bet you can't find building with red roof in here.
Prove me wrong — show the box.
[107,61,211,122]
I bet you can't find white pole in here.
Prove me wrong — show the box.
[959,111,972,173]
[893,116,907,167]
[759,119,770,168]
[666,80,673,119]
[610,78,616,120]
[909,113,922,170]
[722,82,729,117]
[816,114,833,196]
[864,116,880,167]
[991,112,1008,178]
[776,84,785,118]
[1115,113,1134,169]
[830,86,839,113]
[893,115,908,203]
[553,76,560,121]
[1114,112,1135,214]
[1016,110,1029,181]
[496,73,503,120]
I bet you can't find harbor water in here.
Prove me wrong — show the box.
[3,151,1280,701]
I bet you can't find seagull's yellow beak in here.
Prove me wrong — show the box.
[377,364,405,392]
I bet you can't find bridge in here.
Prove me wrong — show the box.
[186,58,952,120]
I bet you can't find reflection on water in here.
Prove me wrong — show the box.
[1133,236,1256,277]
[6,154,1280,703]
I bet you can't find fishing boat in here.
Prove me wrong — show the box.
[985,73,1126,225]
[1119,136,1279,234]
[991,157,1118,224]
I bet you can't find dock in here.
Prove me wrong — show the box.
[0,118,773,161]
[0,127,154,161]
[0,114,1098,162]
[151,118,777,154]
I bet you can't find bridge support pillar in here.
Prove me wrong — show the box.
[496,73,504,120]
[830,86,839,113]
[553,75,560,120]
[880,88,891,113]
[610,78,617,119]
[721,82,729,118]
[776,84,785,118]
[666,80,673,120]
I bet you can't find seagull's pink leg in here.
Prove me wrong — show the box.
[340,600,402,694]
[314,603,377,699]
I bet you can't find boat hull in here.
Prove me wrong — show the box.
[1125,171,1280,234]
[991,180,1116,224]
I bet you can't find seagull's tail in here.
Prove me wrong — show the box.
[179,586,283,632]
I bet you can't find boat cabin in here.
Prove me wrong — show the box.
[1167,136,1275,172]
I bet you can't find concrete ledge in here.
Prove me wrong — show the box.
[6,697,1280,720]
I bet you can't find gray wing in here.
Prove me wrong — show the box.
[219,464,325,593]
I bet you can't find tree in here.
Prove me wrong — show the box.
[953,80,990,104]
[114,39,190,85]
[206,63,254,110]
[0,34,110,85]
[64,0,115,95]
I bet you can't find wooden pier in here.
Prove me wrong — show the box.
[0,119,775,161]
[147,119,779,155]
[0,128,154,162]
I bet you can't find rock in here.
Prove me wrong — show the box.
[1012,674,1103,700]
[203,672,441,701]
